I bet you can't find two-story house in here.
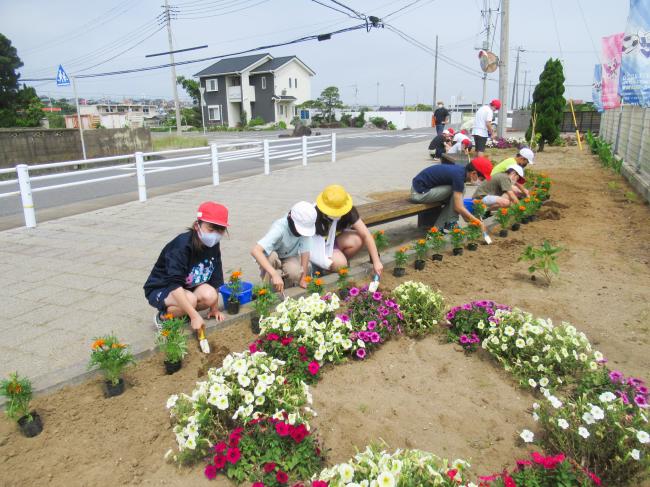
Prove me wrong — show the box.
[194,53,315,128]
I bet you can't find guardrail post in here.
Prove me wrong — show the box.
[135,151,147,202]
[302,136,308,166]
[16,164,36,228]
[331,132,337,162]
[263,139,270,175]
[210,143,220,185]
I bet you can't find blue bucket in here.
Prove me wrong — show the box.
[219,281,253,305]
[463,198,474,214]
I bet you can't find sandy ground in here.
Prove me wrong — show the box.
[1,146,649,486]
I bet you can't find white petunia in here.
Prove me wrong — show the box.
[504,326,515,336]
[532,412,539,422]
[166,394,179,409]
[631,449,641,460]
[520,429,535,443]
[637,430,650,444]
[376,471,395,487]
[589,361,598,370]
[578,426,590,439]
[338,463,355,483]
[237,374,251,388]
[184,436,197,450]
[558,418,569,429]
[528,379,537,388]
[515,338,526,348]
[599,391,617,403]
[549,396,563,409]
[539,377,549,387]
[532,402,540,410]
[590,405,605,420]
[215,395,229,410]
[582,412,595,425]
[243,391,254,404]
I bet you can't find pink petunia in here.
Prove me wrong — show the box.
[204,464,217,480]
[356,348,366,359]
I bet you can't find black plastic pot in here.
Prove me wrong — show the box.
[18,411,43,438]
[431,253,443,262]
[164,360,182,375]
[452,247,463,256]
[414,259,426,270]
[226,299,240,315]
[529,214,538,222]
[251,315,261,334]
[104,378,125,398]
[521,216,530,224]
[393,267,406,277]
[467,242,478,251]
[511,223,521,231]
[499,229,508,238]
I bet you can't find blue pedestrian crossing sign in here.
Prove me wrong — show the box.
[56,65,70,86]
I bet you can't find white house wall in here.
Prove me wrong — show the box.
[332,110,435,130]
[273,61,312,104]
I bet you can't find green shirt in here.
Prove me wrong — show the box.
[491,157,517,175]
[474,172,513,198]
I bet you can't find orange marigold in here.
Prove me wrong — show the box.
[452,228,461,234]
[429,226,438,233]
[164,313,174,320]
[338,268,349,276]
[314,271,321,276]
[92,339,105,350]
[305,276,312,283]
[417,239,426,245]
[470,220,481,227]
[473,199,481,204]
[161,330,170,337]
[500,208,508,215]
[258,288,268,295]
[378,230,385,235]
[399,246,409,252]
[518,206,526,211]
[231,271,242,279]
[7,383,22,394]
[111,343,125,349]
[314,278,323,286]
[524,198,531,203]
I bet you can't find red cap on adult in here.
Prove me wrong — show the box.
[462,138,472,146]
[447,128,455,135]
[197,201,229,227]
[490,99,502,110]
[471,157,493,181]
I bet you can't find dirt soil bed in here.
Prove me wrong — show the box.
[1,146,649,486]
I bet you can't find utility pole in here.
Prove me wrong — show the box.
[521,70,529,109]
[433,35,439,108]
[511,47,522,112]
[497,0,509,138]
[481,0,492,105]
[164,0,182,134]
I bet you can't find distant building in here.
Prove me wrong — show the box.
[65,103,158,129]
[194,53,315,128]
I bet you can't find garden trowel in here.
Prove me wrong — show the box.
[198,326,210,354]
[368,274,380,293]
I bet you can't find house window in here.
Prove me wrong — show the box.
[279,105,284,115]
[261,77,266,90]
[289,78,292,88]
[206,79,218,92]
[208,105,221,121]
[295,78,298,88]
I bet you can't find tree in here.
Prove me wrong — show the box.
[526,58,565,151]
[0,34,42,127]
[298,99,323,109]
[177,76,201,127]
[317,86,343,123]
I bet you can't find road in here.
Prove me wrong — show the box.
[0,128,434,229]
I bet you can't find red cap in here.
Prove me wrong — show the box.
[462,138,472,146]
[447,128,455,135]
[460,129,468,135]
[490,99,502,110]
[470,157,493,180]
[197,201,229,227]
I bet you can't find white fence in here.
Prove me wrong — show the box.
[0,133,336,228]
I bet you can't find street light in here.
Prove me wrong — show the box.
[198,86,207,135]
[400,83,406,112]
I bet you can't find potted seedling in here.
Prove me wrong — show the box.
[1,372,42,438]
[511,204,525,231]
[393,246,408,276]
[305,271,324,295]
[413,239,428,270]
[528,196,542,221]
[250,283,278,334]
[88,334,135,398]
[226,270,243,314]
[427,226,445,261]
[464,220,482,251]
[155,315,188,375]
[373,229,388,254]
[496,208,510,237]
[519,240,563,284]
[336,266,351,298]
[450,228,465,256]
[472,199,488,220]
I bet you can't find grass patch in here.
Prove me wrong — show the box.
[152,136,208,151]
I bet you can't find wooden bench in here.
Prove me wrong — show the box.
[356,191,443,229]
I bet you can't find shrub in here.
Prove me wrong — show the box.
[393,281,445,337]
[369,116,388,129]
[248,116,265,127]
[278,121,287,129]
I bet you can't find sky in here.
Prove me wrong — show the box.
[0,0,630,107]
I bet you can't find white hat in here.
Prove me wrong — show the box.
[290,201,317,237]
[506,164,524,178]
[519,147,535,164]
[442,129,450,136]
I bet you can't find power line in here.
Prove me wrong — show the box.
[575,0,600,62]
[175,0,271,18]
[309,0,357,19]
[383,0,426,19]
[20,23,370,81]
[548,0,564,59]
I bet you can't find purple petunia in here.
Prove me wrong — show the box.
[367,320,376,331]
[356,348,366,359]
[338,314,350,322]
[634,395,648,408]
[459,335,470,344]
[348,287,360,297]
[370,332,381,343]
[372,292,382,301]
[609,371,624,383]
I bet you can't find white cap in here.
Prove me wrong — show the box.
[519,147,535,164]
[290,201,317,237]
[442,129,450,136]
[506,164,524,178]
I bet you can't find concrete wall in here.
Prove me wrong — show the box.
[249,73,275,123]
[0,128,152,167]
[335,110,435,130]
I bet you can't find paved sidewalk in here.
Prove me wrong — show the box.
[0,140,439,393]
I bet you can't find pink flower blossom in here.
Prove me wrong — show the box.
[356,348,366,359]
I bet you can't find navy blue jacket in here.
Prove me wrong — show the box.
[143,231,224,298]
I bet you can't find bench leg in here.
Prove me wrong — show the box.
[417,207,442,228]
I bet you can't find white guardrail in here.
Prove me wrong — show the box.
[0,133,336,228]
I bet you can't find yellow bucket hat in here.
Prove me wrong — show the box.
[316,184,353,218]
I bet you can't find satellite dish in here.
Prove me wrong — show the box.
[479,50,499,73]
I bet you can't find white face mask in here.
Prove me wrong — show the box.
[197,226,222,247]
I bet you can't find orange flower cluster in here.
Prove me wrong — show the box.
[524,198,531,203]
[314,278,323,286]
[500,208,509,215]
[161,330,170,337]
[314,271,321,276]
[518,206,526,211]
[429,226,439,233]
[470,220,482,227]
[231,271,242,279]
[338,268,349,276]
[417,239,426,245]
[257,288,268,296]
[111,343,125,349]
[7,382,22,394]
[164,313,174,320]
[304,276,312,283]
[377,230,385,235]
[452,228,462,234]
[92,339,105,350]
[398,246,409,253]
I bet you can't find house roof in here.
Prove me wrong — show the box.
[252,56,316,76]
[194,53,271,77]
[272,95,297,102]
